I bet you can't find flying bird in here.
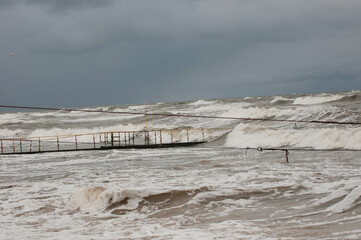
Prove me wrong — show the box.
[10,52,14,56]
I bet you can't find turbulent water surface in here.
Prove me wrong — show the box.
[1,91,361,239]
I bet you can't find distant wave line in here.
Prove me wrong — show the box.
[0,104,360,126]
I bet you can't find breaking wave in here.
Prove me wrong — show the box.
[226,123,361,150]
[69,186,210,214]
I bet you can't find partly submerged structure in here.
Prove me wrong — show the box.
[0,128,228,155]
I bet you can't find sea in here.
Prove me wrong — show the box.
[1,90,361,240]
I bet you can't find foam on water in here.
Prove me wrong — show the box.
[188,99,218,106]
[226,123,361,149]
[69,187,144,211]
[293,92,355,105]
[0,90,360,239]
[271,96,293,104]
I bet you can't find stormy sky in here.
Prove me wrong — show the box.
[1,0,361,109]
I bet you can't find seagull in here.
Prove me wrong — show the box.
[10,52,14,56]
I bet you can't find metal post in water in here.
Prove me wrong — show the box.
[187,130,189,143]
[75,135,78,150]
[171,130,173,143]
[12,139,15,153]
[20,139,22,153]
[93,134,96,149]
[132,131,135,146]
[202,129,205,142]
[160,130,162,145]
[111,132,114,147]
[30,140,32,152]
[154,131,157,144]
[57,136,60,151]
[1,139,3,154]
[128,132,131,146]
[38,138,41,152]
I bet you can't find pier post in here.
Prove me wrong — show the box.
[132,131,135,146]
[38,138,41,152]
[187,130,189,143]
[75,135,78,150]
[20,139,22,153]
[93,134,96,149]
[12,139,15,153]
[30,140,32,152]
[160,130,162,145]
[57,136,60,151]
[1,139,3,154]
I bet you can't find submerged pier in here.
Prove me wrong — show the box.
[0,128,226,155]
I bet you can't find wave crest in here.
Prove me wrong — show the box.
[69,186,210,213]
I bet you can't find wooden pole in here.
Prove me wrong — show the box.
[57,136,60,151]
[1,139,3,154]
[38,137,41,152]
[93,134,96,149]
[20,139,22,153]
[12,139,15,153]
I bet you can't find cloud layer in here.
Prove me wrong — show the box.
[1,0,361,108]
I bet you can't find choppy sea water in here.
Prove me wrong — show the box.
[1,91,361,239]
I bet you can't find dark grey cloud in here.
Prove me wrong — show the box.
[1,0,361,110]
[0,0,114,12]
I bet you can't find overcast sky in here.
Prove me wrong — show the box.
[1,0,361,110]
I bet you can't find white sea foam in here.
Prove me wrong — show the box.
[1,90,360,240]
[326,184,361,213]
[293,94,346,105]
[189,99,217,106]
[271,96,293,104]
[225,123,361,149]
[69,187,143,211]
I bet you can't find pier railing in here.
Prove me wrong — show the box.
[0,128,230,155]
